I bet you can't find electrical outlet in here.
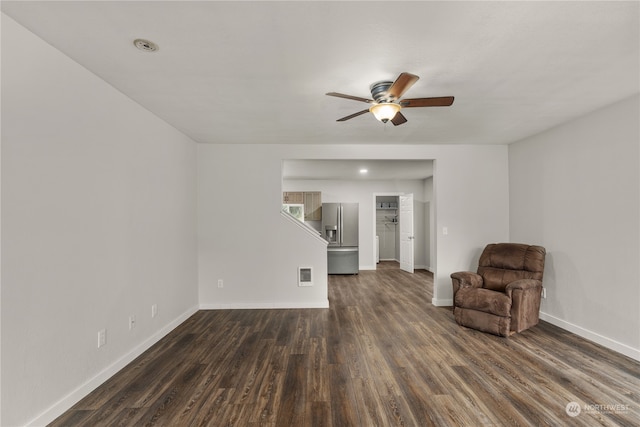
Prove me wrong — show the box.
[217,279,224,288]
[129,315,136,330]
[542,288,547,299]
[98,329,106,348]
[151,304,158,318]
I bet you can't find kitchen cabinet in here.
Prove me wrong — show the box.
[303,192,322,221]
[282,192,304,204]
[283,191,322,221]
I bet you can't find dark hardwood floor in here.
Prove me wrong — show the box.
[50,262,640,426]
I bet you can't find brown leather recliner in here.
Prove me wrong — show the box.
[450,243,546,337]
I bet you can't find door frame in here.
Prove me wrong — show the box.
[372,192,410,270]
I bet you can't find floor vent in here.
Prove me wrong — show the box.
[298,267,313,287]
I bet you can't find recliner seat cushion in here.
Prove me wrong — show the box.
[454,287,511,317]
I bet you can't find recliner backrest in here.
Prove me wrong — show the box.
[477,243,546,292]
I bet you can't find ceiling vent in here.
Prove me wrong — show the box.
[133,38,158,52]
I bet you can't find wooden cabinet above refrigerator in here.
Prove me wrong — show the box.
[283,191,322,221]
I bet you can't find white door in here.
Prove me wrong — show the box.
[399,194,414,273]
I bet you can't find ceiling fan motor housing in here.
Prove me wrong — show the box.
[370,81,394,102]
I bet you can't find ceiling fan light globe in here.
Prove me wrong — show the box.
[369,103,401,123]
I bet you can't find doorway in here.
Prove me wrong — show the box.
[376,195,400,264]
[282,159,434,277]
[374,193,414,273]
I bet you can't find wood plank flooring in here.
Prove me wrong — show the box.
[50,262,640,426]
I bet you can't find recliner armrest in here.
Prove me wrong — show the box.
[451,271,483,297]
[505,279,543,333]
[505,279,542,296]
[451,271,483,287]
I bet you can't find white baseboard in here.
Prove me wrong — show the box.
[539,312,640,362]
[27,305,199,427]
[200,300,330,310]
[432,298,453,307]
[372,262,432,272]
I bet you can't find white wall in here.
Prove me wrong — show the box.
[1,15,199,426]
[198,144,509,308]
[197,145,328,309]
[509,95,640,360]
[423,176,434,270]
[284,179,428,269]
[432,147,510,304]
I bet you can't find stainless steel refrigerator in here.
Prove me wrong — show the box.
[322,203,359,274]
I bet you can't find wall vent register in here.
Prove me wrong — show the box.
[298,267,313,287]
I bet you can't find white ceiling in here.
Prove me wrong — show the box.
[283,159,433,181]
[2,1,638,147]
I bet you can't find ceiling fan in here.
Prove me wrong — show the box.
[326,72,454,126]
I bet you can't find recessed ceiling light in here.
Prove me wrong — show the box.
[360,169,368,174]
[133,38,158,52]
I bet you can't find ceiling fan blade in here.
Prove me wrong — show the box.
[391,112,408,126]
[387,72,419,100]
[336,109,370,122]
[400,96,455,108]
[326,92,374,103]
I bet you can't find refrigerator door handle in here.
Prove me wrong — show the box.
[335,206,340,245]
[340,205,344,245]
